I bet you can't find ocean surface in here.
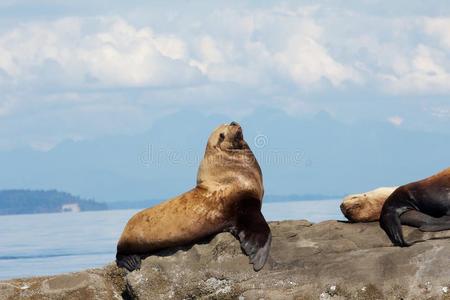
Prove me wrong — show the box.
[0,199,344,280]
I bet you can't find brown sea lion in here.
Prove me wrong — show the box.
[380,167,450,247]
[116,122,271,271]
[340,187,397,222]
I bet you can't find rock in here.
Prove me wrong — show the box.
[2,220,450,299]
[0,264,126,300]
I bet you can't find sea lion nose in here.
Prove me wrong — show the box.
[340,203,349,217]
[230,121,239,126]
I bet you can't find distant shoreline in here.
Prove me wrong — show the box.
[0,189,106,216]
[0,190,343,216]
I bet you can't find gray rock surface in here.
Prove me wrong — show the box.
[2,220,450,299]
[0,264,126,300]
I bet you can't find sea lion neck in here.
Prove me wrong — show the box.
[196,124,263,200]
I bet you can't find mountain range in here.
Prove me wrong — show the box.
[0,108,448,203]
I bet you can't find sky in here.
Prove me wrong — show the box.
[0,1,449,151]
[0,1,449,201]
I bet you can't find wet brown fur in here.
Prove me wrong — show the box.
[117,123,264,256]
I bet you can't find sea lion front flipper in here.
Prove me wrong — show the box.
[380,209,409,247]
[116,254,141,272]
[232,201,272,271]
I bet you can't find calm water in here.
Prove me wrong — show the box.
[0,199,343,280]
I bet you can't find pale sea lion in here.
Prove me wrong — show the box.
[380,167,450,247]
[116,122,271,271]
[340,187,397,222]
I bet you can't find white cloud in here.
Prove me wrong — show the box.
[387,116,404,126]
[184,8,361,88]
[380,45,450,94]
[0,4,449,96]
[0,17,202,89]
[370,17,450,94]
[198,35,224,65]
[1,5,450,149]
[429,106,450,119]
[424,18,450,49]
[0,13,362,92]
[275,35,360,87]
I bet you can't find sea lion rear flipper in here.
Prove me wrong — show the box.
[233,203,272,271]
[400,211,450,232]
[419,223,450,232]
[116,254,141,272]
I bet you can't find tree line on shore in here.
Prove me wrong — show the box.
[0,189,107,215]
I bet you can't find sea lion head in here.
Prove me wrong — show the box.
[340,187,396,222]
[206,121,249,152]
[197,122,262,197]
[340,193,372,222]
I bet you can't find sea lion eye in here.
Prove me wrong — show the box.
[219,133,225,140]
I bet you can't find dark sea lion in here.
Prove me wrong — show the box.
[116,122,271,271]
[379,167,450,246]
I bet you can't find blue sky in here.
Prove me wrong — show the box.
[0,1,449,151]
